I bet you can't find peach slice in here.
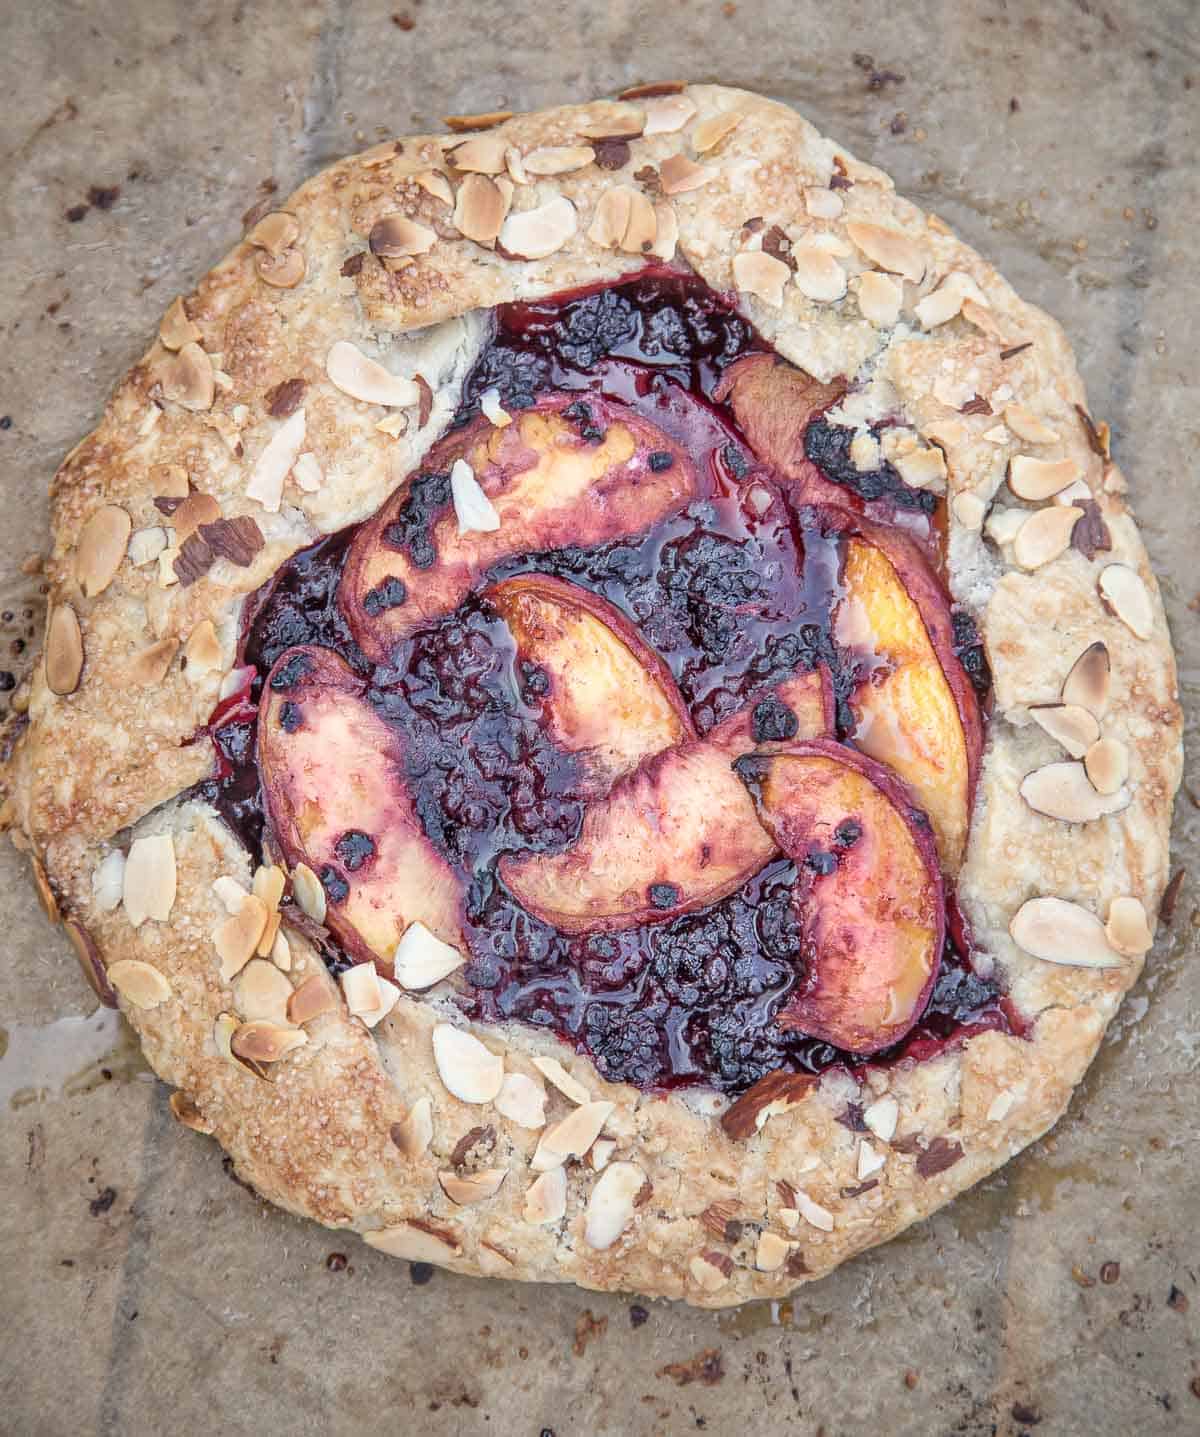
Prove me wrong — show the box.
[500,667,832,933]
[736,739,944,1054]
[483,573,694,794]
[713,353,846,481]
[832,513,982,872]
[258,646,463,966]
[341,393,699,661]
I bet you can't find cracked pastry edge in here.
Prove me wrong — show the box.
[0,84,1182,1305]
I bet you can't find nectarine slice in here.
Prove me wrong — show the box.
[258,646,463,966]
[737,739,944,1054]
[832,515,982,872]
[713,353,846,481]
[484,573,694,794]
[341,394,699,661]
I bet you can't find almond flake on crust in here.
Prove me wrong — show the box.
[108,959,173,1009]
[1084,736,1129,795]
[1004,404,1060,445]
[364,1222,462,1262]
[733,250,790,307]
[642,94,697,135]
[75,505,131,598]
[231,1021,307,1064]
[578,107,645,140]
[1029,703,1100,759]
[255,249,305,288]
[438,1167,508,1205]
[913,272,986,328]
[290,862,326,922]
[1009,896,1124,968]
[432,1024,504,1104]
[128,526,168,567]
[1097,564,1154,639]
[369,214,437,258]
[215,893,270,980]
[857,1141,887,1181]
[287,973,335,1025]
[588,187,633,248]
[658,154,715,196]
[340,961,382,1017]
[183,620,222,681]
[293,452,323,492]
[1011,506,1084,570]
[1008,455,1080,502]
[391,1096,434,1157]
[523,1166,567,1224]
[212,875,248,913]
[453,173,509,248]
[158,341,215,411]
[650,201,678,260]
[845,221,926,282]
[92,850,126,912]
[952,492,987,530]
[532,1054,590,1104]
[531,1100,615,1171]
[392,920,465,989]
[862,1095,899,1142]
[247,211,299,255]
[159,296,201,351]
[1020,760,1130,822]
[584,1161,645,1250]
[357,975,401,1029]
[793,1190,835,1232]
[495,1072,547,1129]
[122,834,177,927]
[233,958,294,1025]
[45,603,84,695]
[1061,641,1111,716]
[498,195,577,259]
[791,243,848,303]
[447,135,507,174]
[692,110,743,153]
[325,341,419,407]
[855,270,902,325]
[691,1251,733,1290]
[523,145,596,176]
[1105,896,1153,957]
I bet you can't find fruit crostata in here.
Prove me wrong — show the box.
[0,86,1181,1305]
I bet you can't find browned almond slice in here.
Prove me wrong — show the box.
[447,135,507,173]
[496,1072,547,1129]
[845,221,926,282]
[247,211,299,255]
[531,1101,615,1171]
[159,296,201,350]
[391,1096,433,1157]
[1019,761,1130,821]
[692,110,742,153]
[583,1161,645,1250]
[232,959,293,1024]
[287,973,336,1025]
[444,110,512,133]
[1084,736,1129,795]
[1012,506,1083,570]
[1028,703,1100,758]
[326,341,419,406]
[108,959,173,1009]
[159,341,215,410]
[75,505,131,597]
[1008,455,1080,501]
[438,1168,508,1205]
[733,250,790,307]
[642,93,696,133]
[658,153,714,195]
[1009,896,1123,968]
[523,1167,567,1224]
[1097,563,1154,639]
[1004,404,1060,444]
[432,1024,503,1104]
[45,604,84,695]
[1105,896,1153,957]
[791,243,847,303]
[1061,641,1110,716]
[215,894,270,981]
[369,215,437,257]
[453,173,508,247]
[523,145,595,175]
[364,1221,462,1261]
[231,1021,308,1064]
[587,187,633,248]
[499,195,577,258]
[255,250,305,288]
[122,834,177,926]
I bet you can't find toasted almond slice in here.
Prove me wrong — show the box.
[452,172,508,248]
[643,94,697,134]
[479,388,511,428]
[169,1090,213,1133]
[913,271,984,328]
[499,195,577,259]
[984,506,1027,548]
[376,411,409,439]
[31,855,58,926]
[531,1100,615,1172]
[412,168,453,205]
[1053,478,1093,507]
[1105,896,1153,957]
[1004,404,1060,445]
[293,452,323,492]
[444,109,512,133]
[270,928,292,971]
[291,862,326,922]
[856,270,902,325]
[432,1024,504,1104]
[1062,641,1110,717]
[216,893,270,980]
[1028,703,1100,759]
[952,492,987,530]
[658,153,714,195]
[247,211,299,255]
[213,1012,255,1076]
[246,408,307,513]
[391,1096,434,1157]
[495,1071,547,1129]
[692,109,742,153]
[863,1096,899,1142]
[1084,736,1129,795]
[123,834,177,927]
[1020,761,1131,822]
[733,249,790,307]
[326,341,418,407]
[255,249,305,288]
[256,907,282,959]
[287,973,335,1025]
[524,1166,567,1224]
[584,1161,645,1250]
[92,849,126,912]
[392,920,465,990]
[857,1140,887,1180]
[1008,455,1080,502]
[450,457,501,533]
[448,135,508,174]
[755,1231,791,1271]
[233,958,293,1025]
[588,1138,616,1172]
[587,186,634,249]
[340,962,382,1016]
[650,201,678,260]
[159,296,201,351]
[252,863,287,911]
[159,341,215,411]
[691,1251,733,1290]
[986,1090,1017,1122]
[578,106,645,139]
[358,975,401,1029]
[438,1167,508,1205]
[1010,896,1124,968]
[523,145,596,175]
[1098,564,1154,639]
[805,186,844,220]
[1012,506,1083,570]
[183,619,222,681]
[76,505,131,597]
[846,221,926,282]
[46,603,84,695]
[108,959,172,1009]
[619,189,657,254]
[894,444,947,489]
[369,214,437,258]
[364,1222,461,1262]
[128,526,168,567]
[231,1021,307,1064]
[532,1055,590,1104]
[788,243,846,303]
[212,875,249,913]
[794,1190,834,1232]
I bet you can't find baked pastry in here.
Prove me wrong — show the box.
[0,85,1181,1306]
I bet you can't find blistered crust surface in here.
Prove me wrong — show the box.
[0,85,1181,1306]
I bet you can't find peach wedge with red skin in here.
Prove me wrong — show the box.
[484,572,695,795]
[341,393,700,662]
[831,510,983,872]
[500,668,833,933]
[736,739,945,1055]
[258,645,463,967]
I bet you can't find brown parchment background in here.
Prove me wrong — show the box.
[1,2,1197,1432]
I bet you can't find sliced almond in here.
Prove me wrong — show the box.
[76,505,131,597]
[986,1090,1017,1123]
[253,897,279,956]
[793,1190,834,1232]
[523,145,595,176]
[169,1091,213,1133]
[252,863,286,911]
[92,849,126,912]
[293,452,323,492]
[791,243,847,303]
[1053,478,1093,507]
[532,1054,590,1104]
[447,135,507,174]
[1012,505,1083,570]
[588,187,632,249]
[245,408,305,512]
[1061,641,1110,717]
[952,492,987,530]
[856,270,902,325]
[755,1230,792,1272]
[233,958,293,1024]
[108,959,172,1009]
[658,153,714,196]
[498,195,577,259]
[530,1100,615,1172]
[325,341,418,407]
[913,272,983,328]
[231,1021,307,1064]
[692,110,742,153]
[650,201,678,260]
[214,1012,258,1076]
[159,341,215,411]
[691,1251,733,1291]
[391,1095,434,1157]
[643,94,697,134]
[894,444,947,490]
[495,1071,547,1129]
[247,211,299,255]
[215,894,270,980]
[46,604,84,694]
[1020,761,1131,822]
[364,1222,461,1263]
[805,186,844,220]
[123,833,177,927]
[450,457,500,533]
[270,928,292,971]
[414,168,454,205]
[479,388,511,428]
[255,249,305,288]
[1105,896,1153,957]
[213,875,249,913]
[863,1096,899,1142]
[67,921,116,1007]
[392,920,465,989]
[1084,736,1129,795]
[291,862,326,923]
[846,221,926,282]
[287,973,336,1025]
[432,1024,504,1104]
[182,619,222,682]
[984,506,1028,548]
[1008,455,1080,502]
[169,491,220,542]
[733,249,790,307]
[159,296,201,351]
[1010,896,1124,968]
[857,1140,887,1180]
[444,109,512,132]
[358,974,402,1029]
[619,189,657,254]
[1098,564,1154,639]
[1028,703,1100,759]
[589,1138,616,1172]
[524,1166,567,1224]
[438,1167,508,1205]
[369,214,437,258]
[578,107,645,139]
[452,173,508,247]
[340,962,382,1017]
[584,1160,645,1250]
[1004,404,1060,445]
[128,526,169,567]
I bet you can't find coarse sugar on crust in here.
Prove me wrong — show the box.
[0,85,1181,1305]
